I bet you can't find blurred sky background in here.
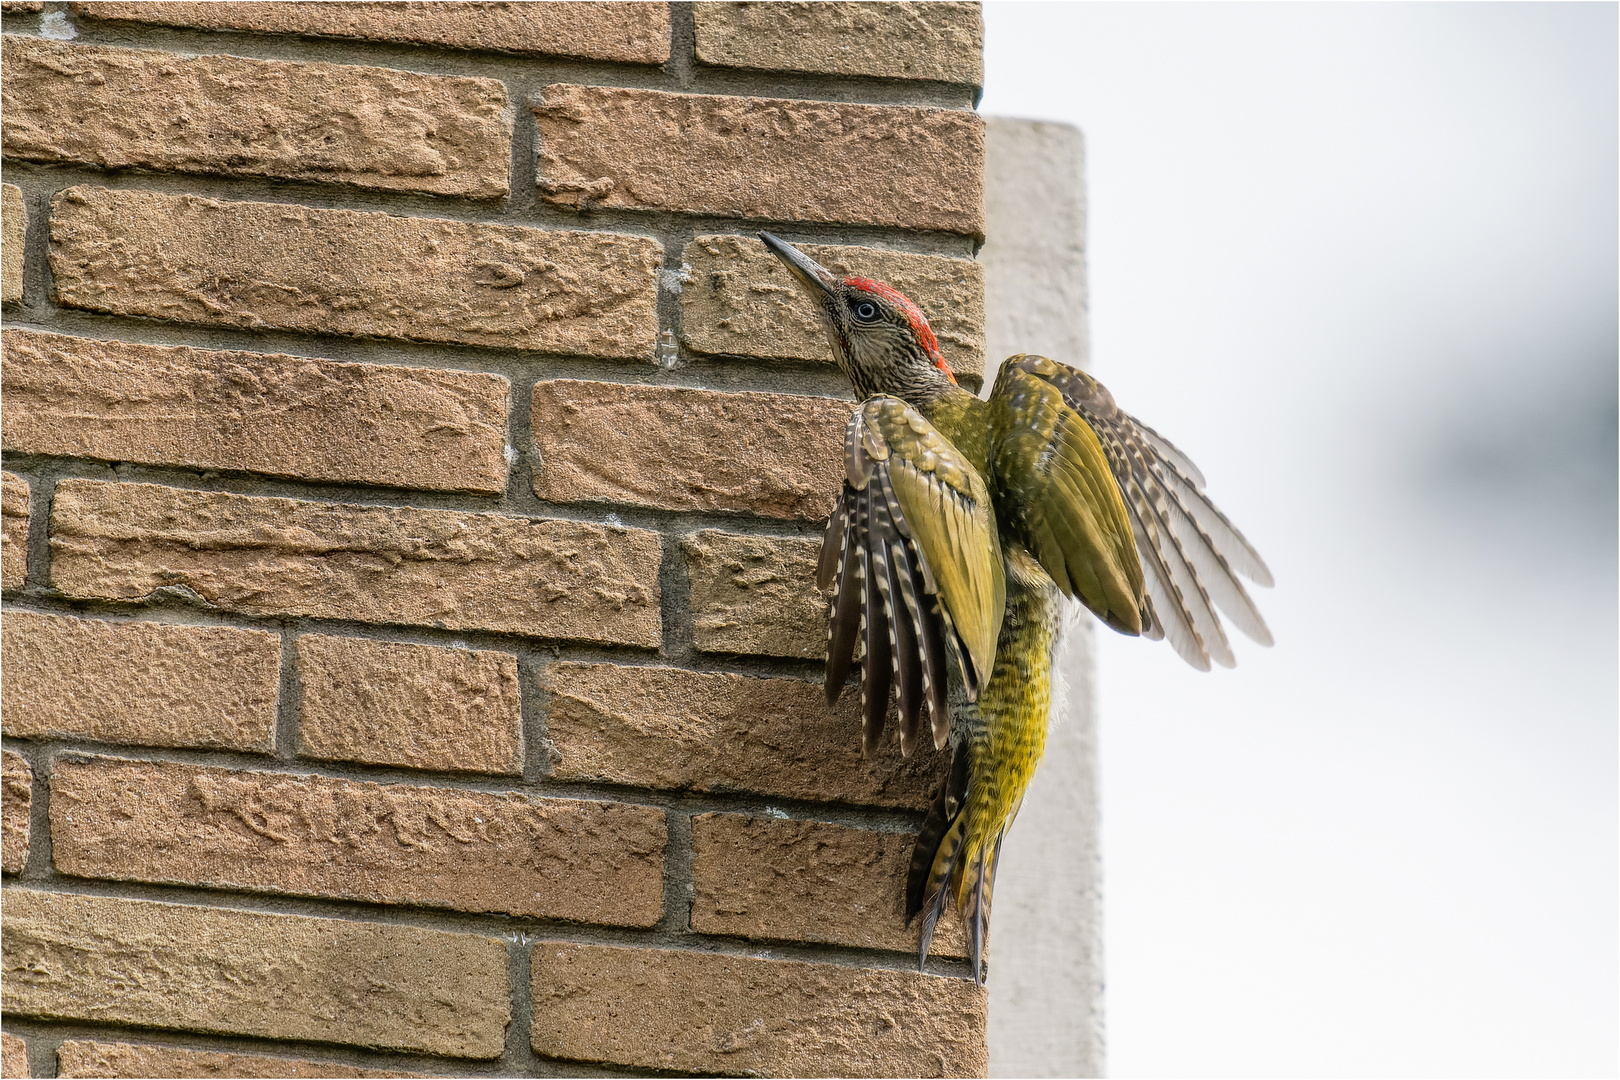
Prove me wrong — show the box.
[978,4,1618,1076]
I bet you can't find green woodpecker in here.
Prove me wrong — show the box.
[759,233,1273,984]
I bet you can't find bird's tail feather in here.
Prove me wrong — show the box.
[913,810,965,974]
[958,829,1005,986]
[908,747,968,917]
[910,746,1007,984]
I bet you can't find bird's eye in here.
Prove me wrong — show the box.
[855,302,878,320]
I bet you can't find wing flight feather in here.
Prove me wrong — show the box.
[987,367,1147,635]
[998,354,1273,669]
[819,397,1004,753]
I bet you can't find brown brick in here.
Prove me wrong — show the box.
[0,1033,24,1080]
[1,472,26,590]
[2,890,509,1058]
[2,751,31,874]
[684,530,826,658]
[680,234,985,378]
[297,634,522,775]
[75,2,671,64]
[691,813,966,958]
[530,942,987,1076]
[57,1040,420,1079]
[531,381,845,519]
[1,184,23,302]
[49,480,662,647]
[696,2,982,85]
[1,330,510,493]
[51,756,666,925]
[533,86,985,238]
[1,38,508,198]
[543,662,946,811]
[1,612,278,752]
[49,186,662,357]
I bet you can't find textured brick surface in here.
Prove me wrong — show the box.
[684,530,827,658]
[51,756,666,925]
[534,85,985,237]
[1,471,26,590]
[75,2,671,64]
[298,634,523,774]
[1,330,510,493]
[1,183,23,302]
[50,186,662,357]
[57,1040,421,1079]
[49,481,662,646]
[530,942,988,1076]
[2,750,31,874]
[1,891,510,1057]
[1,38,509,197]
[691,812,965,957]
[680,234,985,377]
[696,1,982,85]
[543,662,945,810]
[1,611,279,751]
[531,381,845,519]
[0,1034,24,1080]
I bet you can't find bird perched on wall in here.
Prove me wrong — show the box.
[759,232,1273,985]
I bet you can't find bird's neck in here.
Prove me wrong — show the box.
[845,356,991,472]
[842,332,963,404]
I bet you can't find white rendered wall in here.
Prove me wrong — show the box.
[982,118,1106,1079]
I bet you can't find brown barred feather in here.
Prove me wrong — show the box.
[823,489,864,705]
[817,401,999,746]
[861,513,893,754]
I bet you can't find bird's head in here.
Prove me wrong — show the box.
[759,231,957,402]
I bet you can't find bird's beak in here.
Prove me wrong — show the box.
[759,231,838,302]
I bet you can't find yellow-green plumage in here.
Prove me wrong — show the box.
[756,232,1272,985]
[902,379,1124,981]
[912,545,1061,977]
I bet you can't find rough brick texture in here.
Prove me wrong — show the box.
[681,234,986,377]
[49,480,662,646]
[2,890,510,1057]
[691,812,966,957]
[1,183,23,302]
[1,611,279,751]
[52,756,666,925]
[684,530,827,658]
[531,380,846,518]
[1,330,510,493]
[531,942,988,1076]
[75,2,672,64]
[297,634,523,774]
[50,186,663,356]
[3,3,990,1073]
[56,1041,422,1079]
[1,750,30,873]
[1,37,509,197]
[1,471,26,590]
[542,662,946,810]
[0,1034,24,1080]
[534,85,985,237]
[696,2,983,85]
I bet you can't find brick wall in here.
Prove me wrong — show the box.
[0,2,989,1077]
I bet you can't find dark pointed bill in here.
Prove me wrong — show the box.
[759,231,839,300]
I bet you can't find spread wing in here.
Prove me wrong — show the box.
[819,396,1005,756]
[987,362,1148,637]
[1000,353,1273,670]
